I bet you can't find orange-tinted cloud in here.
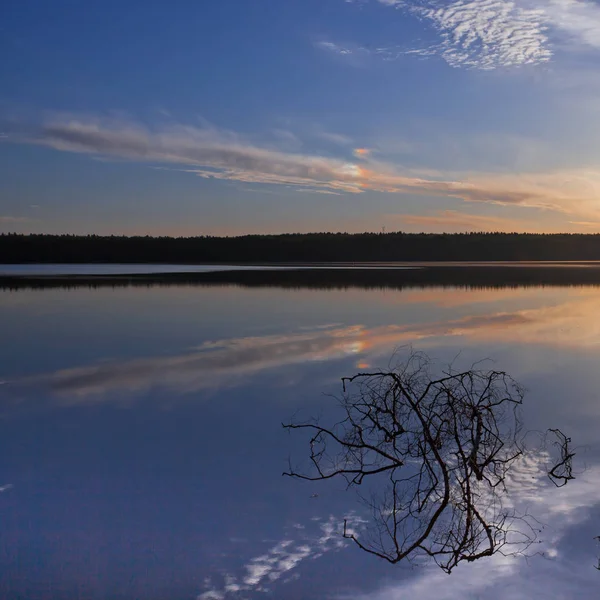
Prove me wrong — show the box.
[25,115,600,220]
[396,210,548,233]
[353,148,371,158]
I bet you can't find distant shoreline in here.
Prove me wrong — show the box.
[6,260,600,266]
[5,263,600,290]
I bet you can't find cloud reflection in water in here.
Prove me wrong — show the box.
[9,312,533,403]
[198,514,367,599]
[8,288,600,405]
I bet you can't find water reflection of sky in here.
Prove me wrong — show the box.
[1,283,600,599]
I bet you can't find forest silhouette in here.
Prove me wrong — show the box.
[6,232,600,263]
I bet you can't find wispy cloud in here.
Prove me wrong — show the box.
[315,39,403,64]
[19,114,600,218]
[419,0,552,70]
[544,0,600,50]
[315,41,356,56]
[397,209,548,232]
[353,148,371,158]
[316,131,354,146]
[316,38,428,64]
[568,220,600,229]
[340,0,600,70]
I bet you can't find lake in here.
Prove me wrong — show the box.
[1,266,600,599]
[0,264,290,276]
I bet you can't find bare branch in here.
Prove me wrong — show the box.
[283,351,544,573]
[547,428,576,488]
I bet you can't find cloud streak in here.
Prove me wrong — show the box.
[21,115,600,217]
[394,210,600,233]
[396,209,552,232]
[315,41,356,56]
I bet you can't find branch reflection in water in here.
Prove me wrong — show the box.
[285,351,576,573]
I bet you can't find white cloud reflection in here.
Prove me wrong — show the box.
[195,431,600,600]
[337,455,600,600]
[198,514,366,599]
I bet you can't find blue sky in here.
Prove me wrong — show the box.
[4,0,600,234]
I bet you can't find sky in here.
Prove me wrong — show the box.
[5,0,600,235]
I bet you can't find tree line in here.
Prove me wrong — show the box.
[5,232,600,262]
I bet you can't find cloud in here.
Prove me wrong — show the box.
[315,41,356,56]
[21,114,600,216]
[568,220,600,229]
[315,40,402,64]
[315,37,434,64]
[315,131,354,146]
[198,514,366,599]
[419,0,552,70]
[397,209,549,232]
[0,484,13,493]
[342,0,600,70]
[35,116,367,194]
[353,148,371,158]
[544,0,600,50]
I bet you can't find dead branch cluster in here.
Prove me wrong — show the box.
[284,353,549,573]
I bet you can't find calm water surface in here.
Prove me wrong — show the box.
[1,272,600,599]
[0,264,273,276]
[0,263,418,276]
